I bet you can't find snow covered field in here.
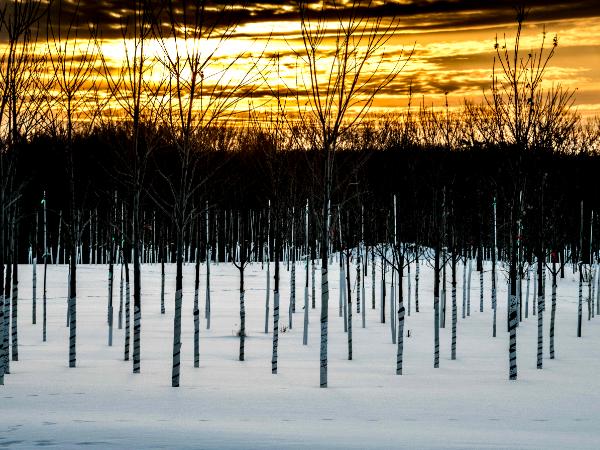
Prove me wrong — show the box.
[2,260,600,449]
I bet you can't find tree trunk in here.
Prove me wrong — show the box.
[272,230,280,374]
[372,249,376,310]
[536,250,544,369]
[451,251,457,360]
[525,265,530,319]
[396,254,405,374]
[4,256,12,375]
[415,250,420,313]
[508,210,519,380]
[434,244,440,368]
[133,189,141,374]
[205,205,211,329]
[303,201,309,345]
[346,250,352,360]
[171,233,183,387]
[319,166,330,388]
[577,268,582,337]
[549,265,557,359]
[194,236,200,368]
[466,258,472,316]
[108,247,114,347]
[160,241,165,315]
[32,211,38,324]
[118,258,124,330]
[239,266,245,362]
[11,227,18,362]
[390,269,396,344]
[43,194,48,342]
[462,258,467,319]
[124,254,131,361]
[0,262,4,384]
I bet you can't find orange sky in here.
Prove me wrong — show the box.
[5,1,600,124]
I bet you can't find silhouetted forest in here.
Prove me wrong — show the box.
[14,124,599,264]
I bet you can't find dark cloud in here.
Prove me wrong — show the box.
[37,1,600,40]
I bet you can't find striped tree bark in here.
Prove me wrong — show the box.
[587,266,592,321]
[272,233,280,374]
[537,255,545,369]
[508,290,518,380]
[434,245,440,368]
[43,194,48,342]
[32,256,37,324]
[360,255,367,328]
[132,189,142,374]
[492,274,497,338]
[509,214,519,380]
[415,251,420,313]
[205,242,211,330]
[194,243,200,368]
[577,268,582,337]
[479,270,484,313]
[239,272,246,362]
[591,264,596,319]
[525,265,530,319]
[32,211,38,324]
[289,254,295,329]
[303,201,309,345]
[381,256,386,324]
[265,201,271,333]
[320,224,329,388]
[451,252,457,360]
[69,247,76,368]
[372,249,376,310]
[265,250,270,333]
[11,239,18,361]
[390,270,396,344]
[303,260,309,345]
[396,254,405,375]
[462,258,467,319]
[441,252,446,328]
[0,269,4,384]
[67,268,71,327]
[311,258,316,309]
[346,250,352,360]
[407,259,411,317]
[118,261,123,329]
[235,212,250,363]
[342,254,348,333]
[108,254,114,347]
[160,244,165,314]
[466,258,472,316]
[340,254,346,327]
[356,250,361,315]
[549,266,557,359]
[596,262,600,315]
[492,197,497,337]
[4,258,12,374]
[532,264,537,316]
[124,256,131,361]
[291,248,296,315]
[171,237,183,387]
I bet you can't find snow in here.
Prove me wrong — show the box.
[2,259,600,449]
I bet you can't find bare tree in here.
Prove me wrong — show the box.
[96,0,165,374]
[151,0,264,387]
[46,0,97,369]
[294,0,412,388]
[0,0,46,380]
[487,6,577,151]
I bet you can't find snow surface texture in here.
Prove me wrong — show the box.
[2,260,600,449]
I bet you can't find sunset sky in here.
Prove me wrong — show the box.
[16,0,600,121]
